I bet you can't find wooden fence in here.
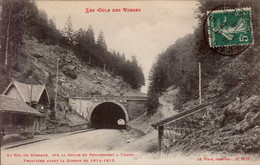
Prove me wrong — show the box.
[152,102,213,155]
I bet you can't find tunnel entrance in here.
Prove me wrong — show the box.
[91,102,127,129]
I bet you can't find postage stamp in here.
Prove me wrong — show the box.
[207,7,254,48]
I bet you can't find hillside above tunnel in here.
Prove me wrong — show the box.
[0,36,145,127]
[0,0,146,129]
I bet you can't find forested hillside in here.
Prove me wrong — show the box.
[145,0,260,153]
[147,0,260,113]
[0,0,145,127]
[0,0,144,91]
[146,34,198,113]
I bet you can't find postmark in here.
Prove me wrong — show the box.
[207,7,253,48]
[203,6,254,56]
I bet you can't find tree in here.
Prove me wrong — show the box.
[145,34,199,113]
[86,26,95,44]
[35,10,49,42]
[62,15,75,47]
[146,90,159,114]
[48,18,60,44]
[146,64,160,114]
[130,56,145,90]
[3,1,146,92]
[49,16,56,29]
[0,0,29,70]
[86,26,95,64]
[97,31,107,51]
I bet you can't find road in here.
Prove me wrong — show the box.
[1,129,260,165]
[159,97,177,118]
[1,129,129,165]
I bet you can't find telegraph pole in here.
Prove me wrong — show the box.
[54,58,59,119]
[30,76,33,107]
[199,62,202,104]
[79,89,82,116]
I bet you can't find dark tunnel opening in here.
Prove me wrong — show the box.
[91,102,127,129]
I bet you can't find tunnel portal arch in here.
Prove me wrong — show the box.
[90,102,129,128]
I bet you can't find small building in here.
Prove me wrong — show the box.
[2,80,51,131]
[0,95,45,138]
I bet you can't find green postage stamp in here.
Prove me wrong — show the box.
[207,7,254,48]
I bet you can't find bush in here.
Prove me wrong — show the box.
[146,92,159,114]
[222,72,240,90]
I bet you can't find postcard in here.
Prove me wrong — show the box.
[0,0,259,165]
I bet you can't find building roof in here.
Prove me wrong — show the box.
[0,95,44,116]
[2,80,50,104]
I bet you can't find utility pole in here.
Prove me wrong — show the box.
[79,89,82,116]
[30,76,33,107]
[54,58,59,119]
[199,62,202,105]
[103,64,106,72]
[158,125,164,157]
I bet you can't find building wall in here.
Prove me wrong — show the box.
[36,116,47,131]
[69,98,146,123]
[1,113,35,134]
[69,99,93,121]
[122,100,146,120]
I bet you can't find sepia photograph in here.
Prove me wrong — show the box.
[0,0,259,164]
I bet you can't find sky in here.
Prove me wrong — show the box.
[36,1,198,93]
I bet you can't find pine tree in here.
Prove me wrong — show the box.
[86,26,95,45]
[49,18,56,30]
[62,15,75,47]
[97,31,107,51]
[86,26,95,64]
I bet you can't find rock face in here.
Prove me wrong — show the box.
[1,37,142,126]
[32,53,43,58]
[58,53,81,79]
[61,64,78,79]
